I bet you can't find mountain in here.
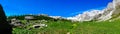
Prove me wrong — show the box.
[67,0,120,21]
[7,14,71,22]
[7,0,120,22]
[7,14,54,20]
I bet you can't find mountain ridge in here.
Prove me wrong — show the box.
[67,0,120,21]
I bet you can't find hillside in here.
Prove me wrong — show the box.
[9,12,120,34]
[3,0,120,34]
[11,17,120,34]
[6,14,120,34]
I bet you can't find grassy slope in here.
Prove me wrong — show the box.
[13,20,120,34]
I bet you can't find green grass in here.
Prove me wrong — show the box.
[13,20,120,34]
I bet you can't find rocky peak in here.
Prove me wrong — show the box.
[113,0,120,8]
[112,0,120,18]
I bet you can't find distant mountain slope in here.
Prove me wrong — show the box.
[7,14,71,22]
[7,14,54,20]
[67,0,120,21]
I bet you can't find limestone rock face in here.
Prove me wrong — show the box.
[0,4,12,34]
[67,0,120,21]
[112,0,120,17]
[107,2,114,10]
[113,0,120,8]
[67,10,102,21]
[98,1,115,21]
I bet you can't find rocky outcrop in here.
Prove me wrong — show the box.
[98,1,115,21]
[10,18,23,26]
[112,0,120,18]
[100,0,120,20]
[0,4,12,34]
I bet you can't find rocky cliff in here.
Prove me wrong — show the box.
[67,0,120,21]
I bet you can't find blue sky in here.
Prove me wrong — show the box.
[0,0,112,17]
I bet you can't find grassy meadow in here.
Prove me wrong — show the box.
[12,19,120,34]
